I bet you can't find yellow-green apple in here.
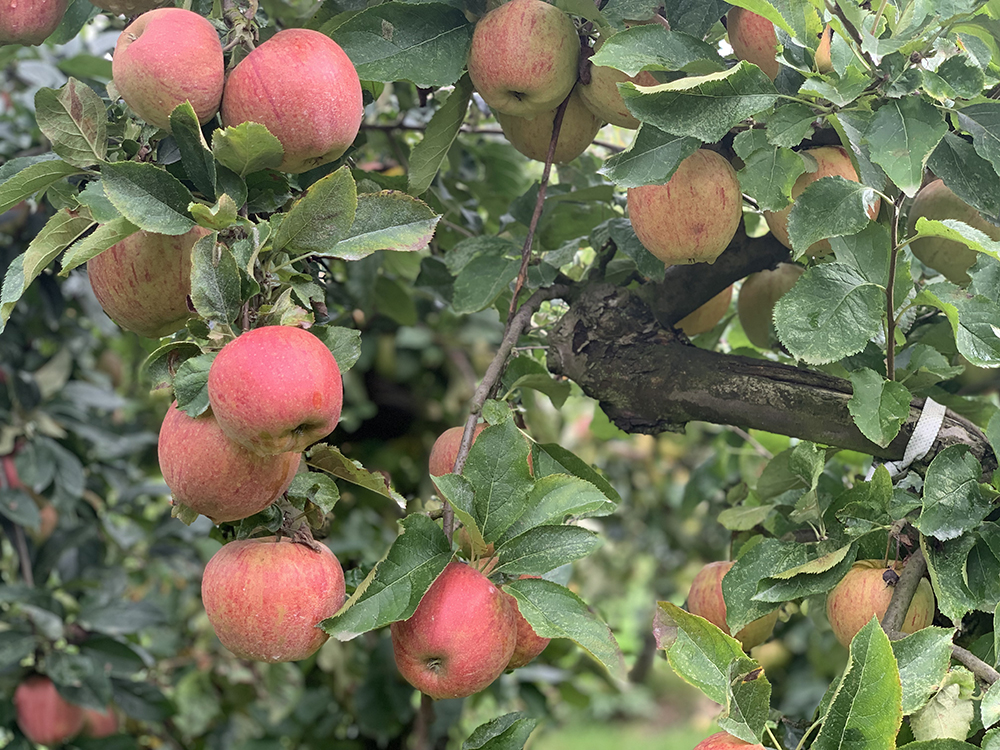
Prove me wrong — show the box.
[0,0,68,46]
[201,537,346,662]
[82,706,118,738]
[826,559,935,647]
[112,8,224,131]
[467,0,580,118]
[391,561,517,699]
[816,23,833,73]
[627,150,743,265]
[688,561,778,650]
[727,8,779,80]
[503,577,550,668]
[496,88,604,164]
[737,263,804,348]
[906,179,1000,284]
[91,0,169,15]
[14,676,85,745]
[579,39,658,128]
[696,731,765,749]
[207,326,343,455]
[157,402,301,523]
[221,29,363,174]
[764,145,880,257]
[676,285,733,336]
[88,226,208,339]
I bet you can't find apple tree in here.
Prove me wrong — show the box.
[3,0,1000,748]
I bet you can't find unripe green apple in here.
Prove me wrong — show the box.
[0,0,68,46]
[158,402,301,524]
[91,0,169,15]
[221,29,363,174]
[112,8,225,131]
[201,537,346,662]
[627,150,743,265]
[695,731,765,749]
[826,559,935,647]
[676,285,733,336]
[906,179,1000,285]
[467,0,581,118]
[14,676,85,745]
[579,38,658,129]
[496,89,604,164]
[726,8,779,80]
[391,562,517,699]
[688,561,778,651]
[737,263,804,348]
[207,326,344,455]
[88,226,209,339]
[504,577,550,668]
[82,706,119,738]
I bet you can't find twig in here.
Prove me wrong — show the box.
[728,426,773,459]
[880,546,926,635]
[885,191,906,381]
[952,644,1000,685]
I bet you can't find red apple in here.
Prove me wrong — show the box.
[826,559,935,647]
[0,0,68,46]
[207,326,343,455]
[82,706,118,738]
[727,8,779,80]
[688,561,778,651]
[201,536,346,662]
[391,562,517,699]
[695,731,765,749]
[112,9,225,131]
[221,29,363,174]
[627,150,743,265]
[91,0,170,15]
[2,453,22,489]
[676,285,733,336]
[496,88,605,164]
[504,577,550,668]
[467,0,581,118]
[14,675,85,745]
[737,263,804,348]
[88,226,209,339]
[429,423,487,478]
[158,402,301,523]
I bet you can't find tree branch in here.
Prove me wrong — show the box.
[880,546,926,635]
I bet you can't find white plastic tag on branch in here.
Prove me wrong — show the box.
[865,397,947,481]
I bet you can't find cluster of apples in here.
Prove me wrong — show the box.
[13,675,118,745]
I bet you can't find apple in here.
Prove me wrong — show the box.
[579,39,658,129]
[207,325,343,455]
[763,145,880,257]
[467,0,580,118]
[0,0,67,46]
[688,561,778,651]
[676,285,733,336]
[112,9,225,132]
[201,536,346,662]
[906,179,1000,284]
[816,24,834,73]
[726,8,779,80]
[737,263,805,348]
[390,561,517,699]
[429,424,487,478]
[82,706,118,738]
[695,731,765,749]
[157,402,301,524]
[14,675,85,745]
[221,29,363,174]
[496,89,604,164]
[826,559,935,647]
[2,453,21,489]
[504,577,550,668]
[88,226,208,339]
[91,0,170,15]
[627,150,743,265]
[32,503,58,542]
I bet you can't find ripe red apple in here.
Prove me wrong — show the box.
[0,0,68,46]
[826,559,935,647]
[627,150,743,265]
[906,179,1000,285]
[88,226,208,339]
[763,145,880,257]
[727,8,779,80]
[112,9,225,131]
[467,0,581,118]
[504,577,550,669]
[496,88,604,164]
[391,562,517,699]
[221,29,363,174]
[688,561,778,651]
[158,402,301,524]
[14,675,85,745]
[676,285,733,336]
[737,263,804,348]
[696,731,765,749]
[82,706,118,738]
[207,326,343,455]
[579,39,658,129]
[201,536,346,662]
[429,423,487,478]
[91,0,169,15]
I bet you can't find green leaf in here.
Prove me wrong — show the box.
[310,325,363,372]
[493,526,602,576]
[61,217,139,275]
[915,283,1000,368]
[501,474,617,542]
[588,24,723,76]
[272,166,357,254]
[190,194,240,231]
[898,741,981,749]
[722,537,799,632]
[408,74,472,195]
[463,713,538,750]
[915,445,991,541]
[47,650,113,710]
[892,628,956,715]
[531,443,621,505]
[773,262,885,365]
[829,222,892,286]
[0,159,85,214]
[554,0,611,34]
[752,544,858,603]
[169,102,216,198]
[329,3,472,87]
[0,630,39,671]
[173,353,216,417]
[922,534,977,626]
[141,342,203,393]
[452,252,521,315]
[501,356,571,408]
[286,472,340,515]
[600,126,702,189]
[190,233,241,326]
[957,102,1000,178]
[928,132,1000,218]
[433,472,483,552]
[866,97,948,197]
[660,0,730,38]
[506,577,626,680]
[463,419,534,543]
[726,0,820,39]
[766,103,817,149]
[812,618,902,750]
[211,122,284,178]
[734,132,807,212]
[101,161,195,236]
[787,176,880,254]
[913,217,1000,264]
[983,680,1000,730]
[718,658,771,745]
[306,443,406,509]
[0,488,41,528]
[77,600,165,636]
[332,191,440,260]
[321,514,452,640]
[620,63,780,143]
[848,368,912,448]
[77,180,120,224]
[910,668,976,742]
[34,78,107,168]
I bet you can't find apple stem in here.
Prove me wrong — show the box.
[412,693,434,750]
